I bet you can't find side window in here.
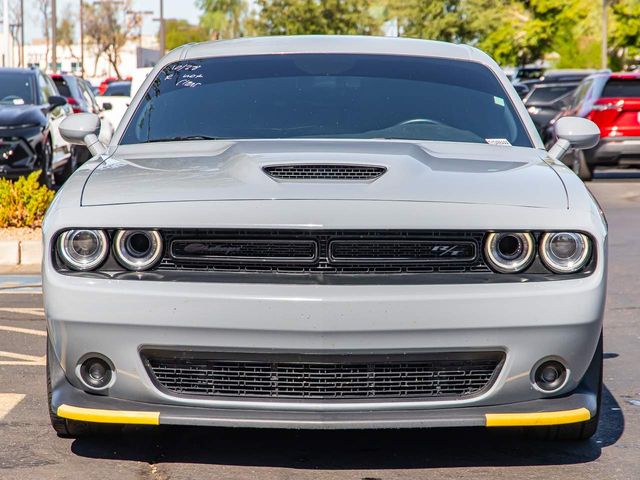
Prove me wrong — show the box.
[80,80,100,112]
[571,80,592,109]
[37,71,55,103]
[45,74,59,97]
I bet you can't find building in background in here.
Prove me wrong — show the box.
[22,35,160,83]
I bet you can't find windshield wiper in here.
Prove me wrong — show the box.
[146,135,228,143]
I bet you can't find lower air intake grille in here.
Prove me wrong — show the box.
[143,351,504,400]
[264,164,386,181]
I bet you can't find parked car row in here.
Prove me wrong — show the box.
[543,71,640,180]
[506,66,640,180]
[0,67,122,189]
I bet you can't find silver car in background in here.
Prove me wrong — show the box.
[44,36,606,440]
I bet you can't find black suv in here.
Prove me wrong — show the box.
[0,67,76,188]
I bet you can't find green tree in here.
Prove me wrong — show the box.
[401,0,471,43]
[165,19,210,49]
[394,0,587,67]
[610,0,640,69]
[251,0,380,36]
[198,0,248,39]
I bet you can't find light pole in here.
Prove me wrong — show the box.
[159,0,165,54]
[80,0,84,76]
[52,0,57,72]
[3,0,9,66]
[602,0,607,70]
[20,0,23,67]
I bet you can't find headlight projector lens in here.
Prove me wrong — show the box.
[57,229,109,271]
[113,230,163,271]
[484,232,535,273]
[540,232,591,273]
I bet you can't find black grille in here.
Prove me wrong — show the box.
[0,137,34,166]
[160,230,491,275]
[143,351,504,400]
[329,239,476,263]
[264,164,386,181]
[171,239,318,263]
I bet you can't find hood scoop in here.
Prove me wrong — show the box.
[263,164,386,181]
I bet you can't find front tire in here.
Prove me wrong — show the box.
[37,139,56,189]
[55,148,79,185]
[526,333,603,441]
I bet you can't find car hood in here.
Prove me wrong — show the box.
[81,140,566,209]
[0,104,44,127]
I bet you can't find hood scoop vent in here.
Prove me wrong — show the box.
[263,164,386,181]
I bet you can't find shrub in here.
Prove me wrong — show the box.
[0,171,55,228]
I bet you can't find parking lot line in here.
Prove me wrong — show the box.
[0,325,46,336]
[0,393,25,421]
[0,351,46,366]
[0,307,44,317]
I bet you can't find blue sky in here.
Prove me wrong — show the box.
[24,0,202,43]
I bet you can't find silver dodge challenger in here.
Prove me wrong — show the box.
[44,36,607,440]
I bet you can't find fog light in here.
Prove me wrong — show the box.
[80,357,113,389]
[534,360,567,392]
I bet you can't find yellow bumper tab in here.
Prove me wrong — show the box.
[57,404,160,425]
[485,407,591,427]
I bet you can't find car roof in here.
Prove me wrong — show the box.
[172,36,487,65]
[530,82,580,89]
[609,71,640,80]
[0,67,37,75]
[107,81,131,87]
[544,69,595,76]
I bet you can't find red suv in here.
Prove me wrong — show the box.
[554,71,640,180]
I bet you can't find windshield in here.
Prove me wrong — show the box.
[602,79,640,98]
[0,73,35,105]
[52,77,72,97]
[121,54,532,147]
[104,82,131,96]
[527,85,576,104]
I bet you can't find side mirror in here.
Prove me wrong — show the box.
[548,117,600,162]
[47,95,67,111]
[59,113,106,156]
[102,102,113,111]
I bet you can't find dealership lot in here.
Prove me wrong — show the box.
[0,178,638,479]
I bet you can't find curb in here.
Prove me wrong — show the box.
[0,240,42,266]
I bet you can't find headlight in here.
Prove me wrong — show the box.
[57,229,109,271]
[484,232,535,273]
[113,230,163,271]
[539,232,591,273]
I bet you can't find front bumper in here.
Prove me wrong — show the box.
[0,129,42,178]
[585,136,640,167]
[45,260,605,428]
[49,341,597,429]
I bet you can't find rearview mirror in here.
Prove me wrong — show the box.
[548,117,600,162]
[59,113,106,156]
[102,102,113,111]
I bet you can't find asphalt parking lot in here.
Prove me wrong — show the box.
[1,172,639,479]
